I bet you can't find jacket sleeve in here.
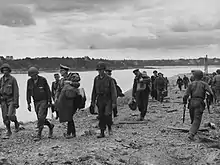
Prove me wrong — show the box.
[132,79,137,98]
[26,79,32,104]
[12,78,19,106]
[51,82,55,101]
[110,78,117,105]
[44,78,52,104]
[91,78,97,104]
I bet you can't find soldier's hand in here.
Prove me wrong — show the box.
[27,104,31,112]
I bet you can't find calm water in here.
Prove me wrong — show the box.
[0,65,219,125]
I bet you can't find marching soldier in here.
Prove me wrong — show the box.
[56,73,80,139]
[26,67,54,141]
[183,70,213,141]
[0,63,20,138]
[51,73,60,102]
[154,72,166,103]
[151,70,158,100]
[176,76,183,91]
[51,73,60,119]
[132,69,151,121]
[91,62,117,138]
[183,75,190,89]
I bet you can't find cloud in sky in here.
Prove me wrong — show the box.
[1,0,220,59]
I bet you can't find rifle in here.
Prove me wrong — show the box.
[183,104,186,123]
[206,92,213,114]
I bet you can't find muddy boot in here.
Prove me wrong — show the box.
[3,123,12,139]
[34,128,43,141]
[107,126,113,136]
[97,130,105,138]
[48,124,54,138]
[71,122,76,137]
[14,121,20,133]
[187,133,195,141]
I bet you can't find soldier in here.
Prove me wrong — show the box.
[0,63,20,138]
[90,62,117,138]
[132,69,151,121]
[183,75,190,89]
[176,76,183,91]
[183,70,213,141]
[105,68,124,117]
[151,70,158,100]
[26,67,54,141]
[51,73,60,119]
[212,69,220,104]
[51,73,60,102]
[56,73,80,139]
[154,72,166,103]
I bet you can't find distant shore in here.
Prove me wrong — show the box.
[9,66,157,74]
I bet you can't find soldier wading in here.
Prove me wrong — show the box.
[0,63,20,138]
[91,62,117,138]
[183,70,213,141]
[26,67,54,141]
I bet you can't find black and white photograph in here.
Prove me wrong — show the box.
[0,0,220,164]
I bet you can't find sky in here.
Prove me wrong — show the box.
[0,0,220,60]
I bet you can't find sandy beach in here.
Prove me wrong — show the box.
[0,74,220,165]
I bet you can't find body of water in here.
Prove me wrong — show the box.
[0,65,219,126]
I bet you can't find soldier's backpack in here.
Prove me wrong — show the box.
[77,88,86,109]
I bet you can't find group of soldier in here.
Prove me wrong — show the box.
[1,60,219,142]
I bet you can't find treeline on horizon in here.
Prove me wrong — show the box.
[0,56,219,71]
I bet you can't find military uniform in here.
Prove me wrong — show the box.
[183,70,213,140]
[52,79,60,102]
[91,62,117,138]
[154,74,166,102]
[132,71,151,120]
[0,63,20,137]
[27,67,54,140]
[183,75,189,89]
[151,71,158,100]
[212,70,220,103]
[55,65,80,101]
[176,77,183,91]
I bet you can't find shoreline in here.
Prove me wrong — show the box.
[1,71,219,165]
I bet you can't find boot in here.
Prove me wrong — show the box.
[4,123,12,139]
[97,130,105,138]
[14,121,20,133]
[48,123,54,138]
[187,133,195,141]
[107,126,113,136]
[34,127,43,141]
[71,121,76,137]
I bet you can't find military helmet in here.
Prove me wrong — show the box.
[0,63,11,73]
[28,67,39,77]
[96,62,106,70]
[193,70,203,80]
[216,69,220,74]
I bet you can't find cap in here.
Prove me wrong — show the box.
[133,69,139,73]
[60,64,70,71]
